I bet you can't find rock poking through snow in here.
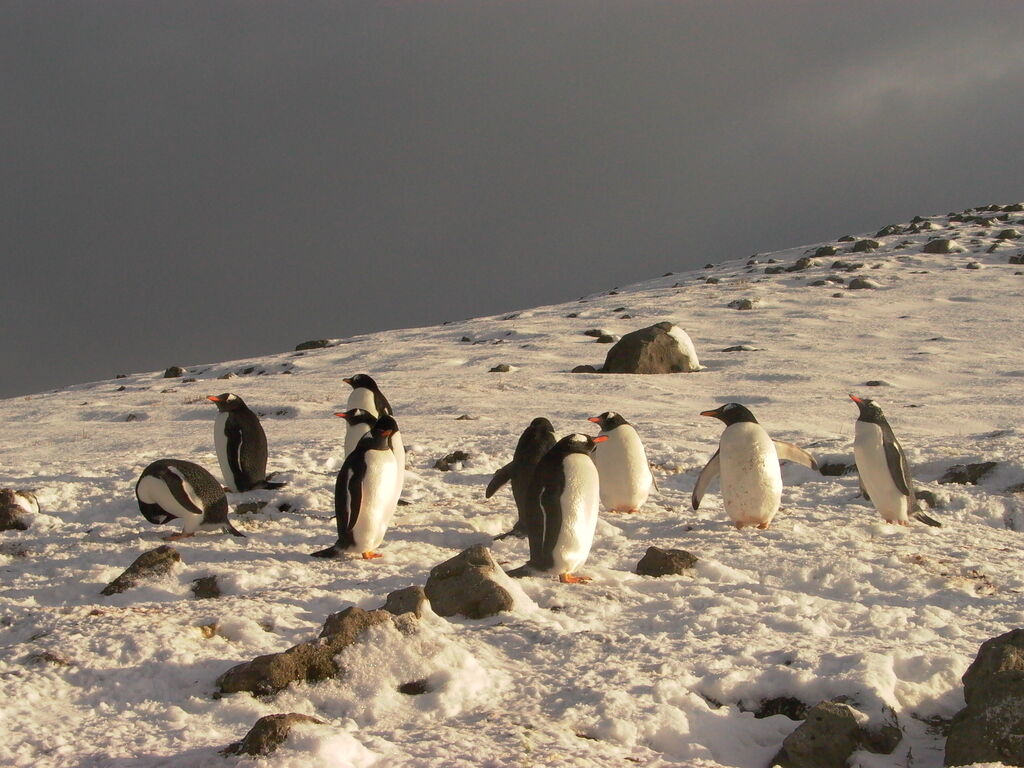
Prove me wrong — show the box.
[601,322,702,373]
[222,713,327,757]
[101,546,182,596]
[635,546,698,576]
[424,545,516,619]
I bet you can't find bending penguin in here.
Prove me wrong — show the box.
[692,403,818,530]
[486,416,556,539]
[336,408,378,458]
[342,374,404,503]
[208,393,285,492]
[509,433,607,583]
[311,416,401,559]
[135,459,244,540]
[849,394,941,527]
[587,412,653,514]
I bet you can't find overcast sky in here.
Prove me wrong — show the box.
[3,1,1023,398]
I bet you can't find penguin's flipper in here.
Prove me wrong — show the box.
[692,450,721,510]
[881,429,913,496]
[773,441,818,471]
[913,510,942,527]
[224,419,253,491]
[485,462,515,498]
[859,477,871,501]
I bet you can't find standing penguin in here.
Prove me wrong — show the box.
[135,459,244,539]
[311,419,399,559]
[342,374,404,502]
[510,433,607,583]
[336,408,378,458]
[208,393,284,492]
[486,417,557,539]
[850,394,940,527]
[587,412,653,514]
[692,403,817,530]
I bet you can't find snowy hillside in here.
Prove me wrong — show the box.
[3,205,1024,768]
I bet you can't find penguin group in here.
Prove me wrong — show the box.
[130,364,940,582]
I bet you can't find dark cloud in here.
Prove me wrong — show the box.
[2,1,1023,397]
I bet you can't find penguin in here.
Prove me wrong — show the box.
[486,417,557,540]
[850,394,941,527]
[336,408,378,458]
[692,403,818,529]
[311,418,399,559]
[587,412,653,514]
[207,393,285,492]
[135,459,244,539]
[342,374,404,503]
[510,433,607,583]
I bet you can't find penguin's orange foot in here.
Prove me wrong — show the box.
[559,573,591,584]
[756,522,770,530]
[163,532,195,541]
[361,551,383,560]
[627,508,641,515]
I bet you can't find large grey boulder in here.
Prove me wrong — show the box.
[424,545,515,619]
[601,322,702,374]
[772,701,863,768]
[216,606,394,697]
[101,546,182,595]
[222,713,326,757]
[945,628,1024,766]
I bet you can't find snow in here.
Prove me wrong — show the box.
[3,207,1024,766]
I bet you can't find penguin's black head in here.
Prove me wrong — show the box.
[373,414,399,436]
[588,411,628,430]
[207,393,244,411]
[343,373,379,391]
[849,394,886,423]
[528,417,555,432]
[335,408,378,426]
[558,433,608,455]
[700,403,757,425]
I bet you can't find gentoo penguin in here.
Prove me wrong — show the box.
[336,408,378,458]
[850,394,941,527]
[342,374,404,502]
[207,393,285,492]
[510,433,607,583]
[135,459,244,540]
[486,417,556,539]
[587,412,653,514]
[311,418,399,559]
[692,403,817,530]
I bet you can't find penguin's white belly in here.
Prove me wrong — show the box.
[214,412,238,491]
[390,431,406,508]
[350,450,398,552]
[137,474,205,533]
[719,423,782,527]
[344,423,371,458]
[592,427,652,511]
[347,389,378,417]
[551,454,600,574]
[854,422,909,522]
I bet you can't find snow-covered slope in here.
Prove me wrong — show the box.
[2,205,1024,767]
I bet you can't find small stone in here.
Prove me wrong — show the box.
[728,299,756,310]
[818,462,855,477]
[101,546,182,595]
[851,239,880,253]
[721,345,758,352]
[785,257,815,272]
[240,366,256,375]
[965,261,982,270]
[636,546,698,577]
[398,679,430,695]
[838,235,855,242]
[26,651,71,666]
[222,714,327,757]
[847,277,879,290]
[489,364,511,373]
[191,576,221,600]
[922,238,958,254]
[997,229,1021,240]
[865,380,890,387]
[217,372,237,380]
[814,245,838,257]
[459,336,472,342]
[595,334,617,344]
[875,225,901,237]
[163,366,185,378]
[382,586,429,618]
[294,339,331,351]
[582,328,610,338]
[764,266,785,274]
[705,277,720,284]
[455,414,478,421]
[571,365,599,374]
[434,451,471,471]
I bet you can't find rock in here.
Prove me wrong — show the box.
[582,328,611,338]
[0,489,34,531]
[455,414,478,420]
[922,238,960,254]
[217,607,393,697]
[1009,254,1024,265]
[163,366,185,378]
[191,576,221,600]
[601,322,702,374]
[847,277,879,290]
[771,701,866,768]
[571,365,599,374]
[489,364,512,373]
[838,235,855,242]
[998,229,1022,240]
[434,450,471,471]
[595,334,617,343]
[705,277,720,284]
[294,339,331,351]
[786,257,815,272]
[751,696,810,720]
[875,225,902,237]
[636,546,698,577]
[939,462,998,485]
[818,462,855,477]
[728,299,756,310]
[424,545,515,619]
[721,345,758,352]
[101,546,182,595]
[851,239,880,253]
[831,260,865,272]
[814,245,838,257]
[217,372,237,380]
[966,261,982,270]
[764,266,786,275]
[27,650,71,666]
[398,679,431,695]
[382,586,429,618]
[865,380,891,387]
[222,713,327,757]
[945,628,1024,766]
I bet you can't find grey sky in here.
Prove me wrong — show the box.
[3,1,1023,398]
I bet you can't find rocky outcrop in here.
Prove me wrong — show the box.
[771,700,900,768]
[424,545,515,619]
[222,713,327,757]
[101,546,182,595]
[601,322,702,374]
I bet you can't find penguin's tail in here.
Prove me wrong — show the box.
[255,473,287,490]
[224,521,246,537]
[914,511,942,527]
[506,563,539,579]
[311,543,347,558]
[493,524,528,541]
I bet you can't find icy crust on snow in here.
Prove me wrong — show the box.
[2,208,1024,766]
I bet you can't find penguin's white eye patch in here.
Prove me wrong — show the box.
[227,394,239,401]
[569,434,587,443]
[723,403,737,411]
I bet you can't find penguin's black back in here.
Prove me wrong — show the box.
[136,459,229,523]
[224,406,269,491]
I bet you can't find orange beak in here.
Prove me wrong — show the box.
[342,377,353,384]
[334,412,349,419]
[593,435,609,443]
[699,408,718,417]
[849,394,863,404]
[207,396,221,403]
[588,416,601,423]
